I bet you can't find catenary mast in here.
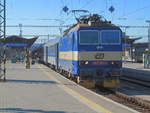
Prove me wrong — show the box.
[0,0,6,80]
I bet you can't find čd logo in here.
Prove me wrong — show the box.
[95,53,104,59]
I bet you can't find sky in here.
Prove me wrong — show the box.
[6,0,150,42]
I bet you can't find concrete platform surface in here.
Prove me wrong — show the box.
[123,62,150,81]
[0,63,139,113]
[123,62,150,71]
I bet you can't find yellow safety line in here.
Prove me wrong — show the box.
[38,64,112,113]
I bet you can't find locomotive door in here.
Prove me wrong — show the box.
[71,33,75,73]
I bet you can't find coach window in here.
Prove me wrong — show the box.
[100,30,120,45]
[79,30,99,45]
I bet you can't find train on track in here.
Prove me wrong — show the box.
[35,14,123,88]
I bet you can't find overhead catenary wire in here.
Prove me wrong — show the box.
[5,24,149,28]
[6,25,70,28]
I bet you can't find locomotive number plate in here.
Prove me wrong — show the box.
[95,53,104,59]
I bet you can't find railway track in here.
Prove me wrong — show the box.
[120,76,150,88]
[82,83,150,113]
[114,91,150,113]
[116,76,150,112]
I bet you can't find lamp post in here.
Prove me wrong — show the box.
[19,24,23,37]
[146,20,150,50]
[0,0,6,81]
[124,26,129,62]
[145,20,150,68]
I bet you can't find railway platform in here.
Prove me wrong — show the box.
[123,62,150,71]
[0,63,138,113]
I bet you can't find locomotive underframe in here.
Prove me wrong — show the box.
[79,68,121,88]
[55,65,121,88]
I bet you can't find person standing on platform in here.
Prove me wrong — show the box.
[25,49,30,69]
[143,49,148,68]
[148,51,150,68]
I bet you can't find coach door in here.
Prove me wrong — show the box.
[46,46,48,63]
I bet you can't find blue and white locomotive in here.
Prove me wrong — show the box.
[43,14,122,88]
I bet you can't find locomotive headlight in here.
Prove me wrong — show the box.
[111,61,120,67]
[112,62,115,65]
[85,61,89,64]
[80,61,89,65]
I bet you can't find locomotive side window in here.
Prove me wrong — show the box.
[79,30,99,45]
[101,30,121,45]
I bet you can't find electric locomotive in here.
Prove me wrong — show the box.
[58,14,122,88]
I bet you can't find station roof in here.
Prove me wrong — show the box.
[123,36,142,43]
[0,35,38,47]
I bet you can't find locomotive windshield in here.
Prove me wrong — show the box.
[79,31,99,44]
[101,30,120,45]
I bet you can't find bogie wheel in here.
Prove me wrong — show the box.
[68,73,71,79]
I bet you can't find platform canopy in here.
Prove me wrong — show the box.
[0,35,38,47]
[123,36,142,43]
[122,36,142,47]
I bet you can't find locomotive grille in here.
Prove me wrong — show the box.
[96,70,103,75]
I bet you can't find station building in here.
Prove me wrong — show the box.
[123,35,149,62]
[132,42,149,62]
[0,35,37,61]
[122,35,141,62]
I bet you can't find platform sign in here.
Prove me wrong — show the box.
[109,6,115,13]
[63,6,69,13]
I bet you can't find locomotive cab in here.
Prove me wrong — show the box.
[78,27,122,88]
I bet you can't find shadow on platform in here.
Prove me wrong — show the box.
[3,79,77,86]
[0,108,72,113]
[6,79,58,85]
[7,67,48,70]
